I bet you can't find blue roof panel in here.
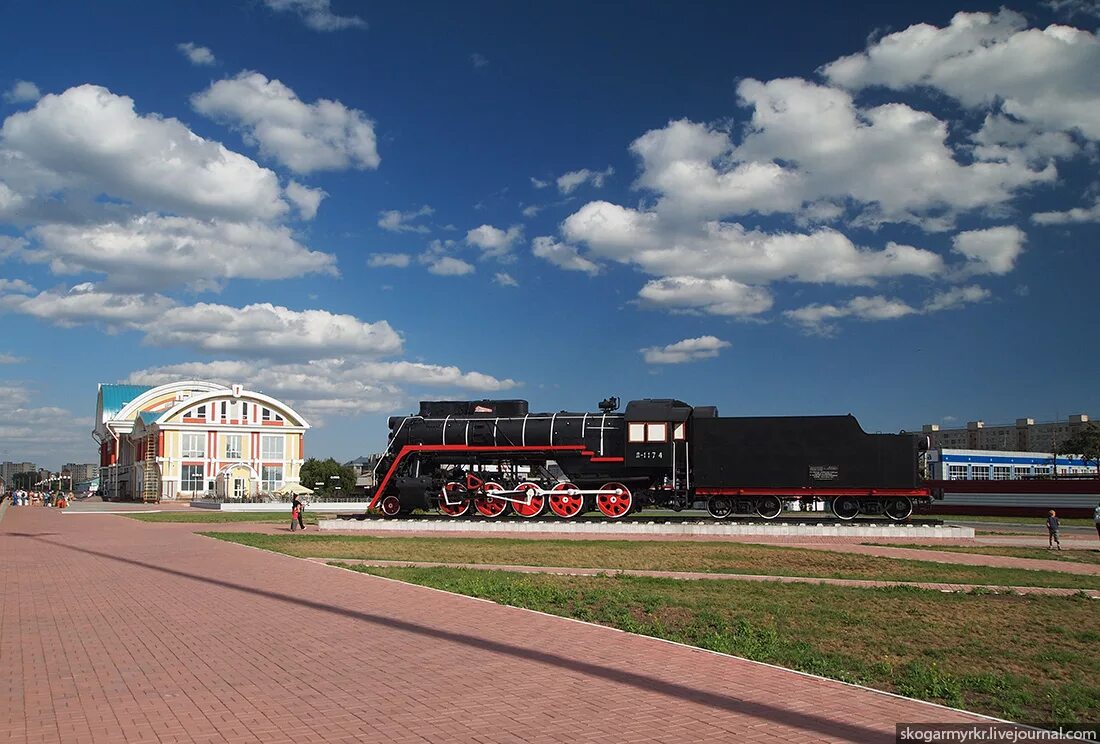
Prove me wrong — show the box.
[100,384,153,420]
[137,411,160,426]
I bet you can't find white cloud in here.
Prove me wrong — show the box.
[785,286,990,333]
[1033,198,1100,225]
[3,81,40,104]
[192,72,379,174]
[951,226,1026,276]
[0,381,92,465]
[177,42,216,66]
[378,205,433,233]
[493,272,518,287]
[144,302,403,357]
[637,276,774,317]
[1,84,288,222]
[0,278,33,294]
[26,215,336,291]
[822,10,1100,140]
[127,357,516,419]
[471,53,488,68]
[563,201,944,285]
[466,224,522,261]
[530,177,549,189]
[367,253,411,268]
[0,353,24,364]
[531,236,600,276]
[641,336,730,364]
[285,180,326,220]
[1,284,175,329]
[1045,0,1100,20]
[263,0,366,31]
[426,256,475,276]
[557,166,614,194]
[521,204,542,217]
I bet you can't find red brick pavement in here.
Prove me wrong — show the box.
[0,508,998,743]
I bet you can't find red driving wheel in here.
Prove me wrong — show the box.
[595,482,632,519]
[474,482,510,518]
[511,482,546,518]
[439,482,471,517]
[547,482,585,519]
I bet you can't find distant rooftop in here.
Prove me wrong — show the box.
[99,383,154,421]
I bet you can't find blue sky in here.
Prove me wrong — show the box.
[1,0,1099,470]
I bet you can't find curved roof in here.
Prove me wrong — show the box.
[114,380,229,423]
[98,384,154,422]
[153,388,310,429]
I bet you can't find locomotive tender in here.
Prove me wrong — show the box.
[366,397,931,521]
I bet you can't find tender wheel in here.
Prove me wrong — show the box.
[707,496,733,519]
[756,495,783,520]
[380,494,402,517]
[547,482,585,519]
[439,482,471,518]
[884,496,913,521]
[832,496,860,521]
[512,482,546,518]
[474,482,511,518]
[596,482,632,519]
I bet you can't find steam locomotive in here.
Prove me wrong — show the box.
[366,397,932,521]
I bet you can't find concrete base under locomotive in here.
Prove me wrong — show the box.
[365,397,932,522]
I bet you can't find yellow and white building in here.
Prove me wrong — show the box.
[94,381,310,501]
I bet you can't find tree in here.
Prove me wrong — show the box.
[12,471,39,490]
[1058,423,1100,476]
[298,457,356,497]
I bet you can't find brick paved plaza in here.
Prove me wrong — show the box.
[3,507,994,743]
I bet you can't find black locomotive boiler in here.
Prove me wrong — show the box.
[365,397,931,521]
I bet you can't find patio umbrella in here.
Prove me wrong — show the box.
[273,483,314,496]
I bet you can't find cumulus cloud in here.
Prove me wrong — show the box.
[530,177,550,189]
[493,272,518,287]
[557,166,614,194]
[1033,198,1100,224]
[951,226,1026,277]
[822,9,1100,140]
[785,285,990,334]
[192,72,379,174]
[263,0,366,31]
[531,236,600,276]
[3,81,40,103]
[466,224,522,261]
[0,353,24,364]
[641,336,730,364]
[284,180,326,220]
[127,357,516,419]
[426,256,475,276]
[25,215,336,291]
[1,84,288,222]
[0,381,92,464]
[637,276,774,317]
[378,205,433,233]
[367,253,411,268]
[1,284,175,329]
[470,53,488,68]
[177,42,216,66]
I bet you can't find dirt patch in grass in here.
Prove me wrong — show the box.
[205,532,1100,590]
[340,565,1100,725]
[877,543,1100,566]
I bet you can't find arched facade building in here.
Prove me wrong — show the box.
[94,381,310,501]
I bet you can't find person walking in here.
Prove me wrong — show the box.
[291,493,306,531]
[1093,501,1100,543]
[1046,509,1062,550]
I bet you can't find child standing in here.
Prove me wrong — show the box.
[1046,509,1061,550]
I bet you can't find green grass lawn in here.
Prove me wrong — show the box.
[343,565,1100,725]
[878,543,1100,566]
[204,533,1100,590]
[935,513,1097,528]
[128,511,319,524]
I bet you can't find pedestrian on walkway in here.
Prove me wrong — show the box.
[291,494,306,531]
[1093,501,1100,543]
[1047,509,1061,550]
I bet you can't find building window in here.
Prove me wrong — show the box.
[225,435,242,460]
[948,465,969,480]
[971,466,990,480]
[1014,466,1031,479]
[262,407,271,421]
[196,404,206,418]
[182,433,205,458]
[261,465,283,492]
[220,401,228,421]
[992,466,1011,480]
[628,423,646,443]
[1035,466,1052,476]
[181,464,204,491]
[261,435,284,460]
